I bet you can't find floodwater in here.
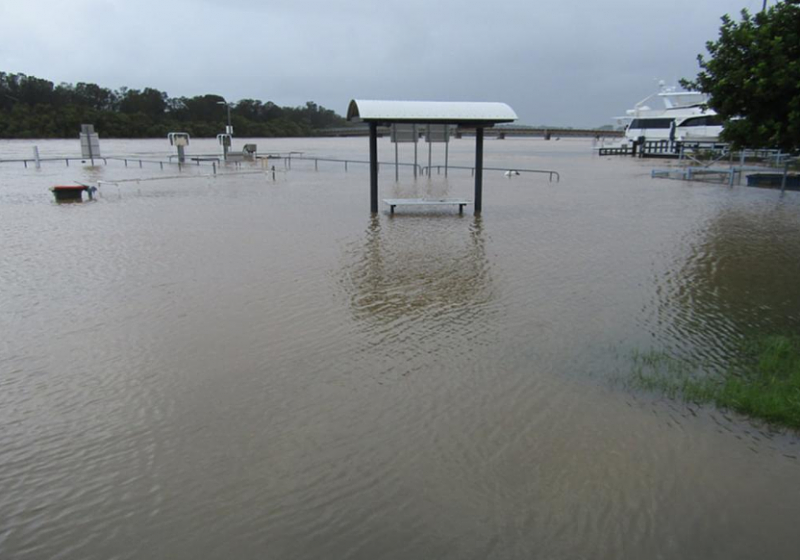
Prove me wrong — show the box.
[1,137,800,559]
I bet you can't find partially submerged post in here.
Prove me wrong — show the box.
[369,123,378,213]
[168,132,191,163]
[217,100,234,161]
[475,127,484,213]
[424,124,453,177]
[390,124,418,181]
[347,100,517,214]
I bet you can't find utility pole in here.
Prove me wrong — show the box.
[217,100,233,160]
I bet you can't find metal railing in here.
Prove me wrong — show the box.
[287,155,423,175]
[285,155,560,182]
[422,164,560,182]
[0,156,109,168]
[0,154,282,176]
[0,155,213,170]
[3,151,560,183]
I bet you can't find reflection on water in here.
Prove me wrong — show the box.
[344,215,492,321]
[385,175,454,200]
[652,201,800,366]
[339,214,498,379]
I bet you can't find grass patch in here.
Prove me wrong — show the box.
[630,336,800,430]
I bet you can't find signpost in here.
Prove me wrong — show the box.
[390,124,419,179]
[79,124,101,165]
[168,132,190,163]
[425,124,453,177]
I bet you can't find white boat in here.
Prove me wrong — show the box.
[613,81,723,145]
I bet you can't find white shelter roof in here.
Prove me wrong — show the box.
[347,100,517,126]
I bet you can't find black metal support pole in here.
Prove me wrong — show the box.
[369,122,379,213]
[427,125,432,173]
[445,136,449,177]
[474,127,484,214]
[781,161,789,193]
[414,127,418,179]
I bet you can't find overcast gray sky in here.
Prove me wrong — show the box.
[0,0,771,127]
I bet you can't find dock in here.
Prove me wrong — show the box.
[598,140,728,159]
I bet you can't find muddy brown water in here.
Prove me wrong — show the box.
[1,137,800,559]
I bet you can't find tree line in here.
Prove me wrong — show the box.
[0,72,348,139]
[684,1,799,151]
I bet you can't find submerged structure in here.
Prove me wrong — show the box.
[347,99,517,214]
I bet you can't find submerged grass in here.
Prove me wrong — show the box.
[630,336,800,430]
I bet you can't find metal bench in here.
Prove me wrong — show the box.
[383,198,471,215]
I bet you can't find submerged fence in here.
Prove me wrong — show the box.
[286,155,559,182]
[2,150,561,185]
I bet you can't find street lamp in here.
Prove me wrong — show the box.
[216,100,233,160]
[217,100,233,135]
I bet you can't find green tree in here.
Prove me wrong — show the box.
[0,70,346,138]
[683,1,800,151]
[73,82,118,111]
[119,87,167,118]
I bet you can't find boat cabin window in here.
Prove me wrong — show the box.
[629,118,673,129]
[678,116,723,127]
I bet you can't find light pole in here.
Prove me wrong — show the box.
[217,100,233,134]
[216,100,233,160]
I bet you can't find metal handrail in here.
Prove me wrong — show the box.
[3,151,560,182]
[0,154,254,175]
[422,165,560,182]
[288,155,424,175]
[285,155,560,182]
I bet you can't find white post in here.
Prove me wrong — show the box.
[413,125,418,179]
[427,125,432,175]
[445,129,449,178]
[33,146,41,169]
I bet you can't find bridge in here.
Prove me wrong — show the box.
[316,126,623,139]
